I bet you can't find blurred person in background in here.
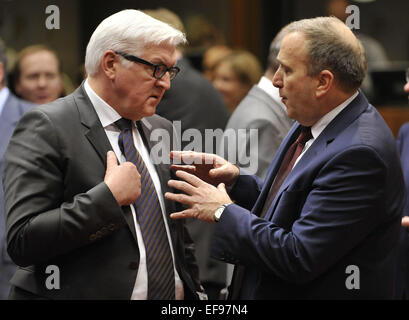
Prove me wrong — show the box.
[396,68,409,299]
[220,26,294,180]
[212,50,263,113]
[0,38,32,300]
[12,45,64,105]
[202,45,232,81]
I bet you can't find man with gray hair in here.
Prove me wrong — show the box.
[165,16,405,299]
[0,38,32,300]
[3,10,203,299]
[219,26,293,180]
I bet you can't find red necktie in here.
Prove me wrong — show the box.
[259,126,312,218]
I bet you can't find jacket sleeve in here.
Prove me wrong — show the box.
[211,146,396,284]
[3,109,125,267]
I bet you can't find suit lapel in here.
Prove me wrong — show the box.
[73,84,138,241]
[263,91,369,221]
[74,85,113,164]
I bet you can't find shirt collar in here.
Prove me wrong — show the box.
[84,79,129,129]
[257,76,286,112]
[0,86,10,117]
[311,91,359,140]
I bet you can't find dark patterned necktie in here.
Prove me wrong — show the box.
[259,126,312,218]
[115,118,175,300]
[229,126,312,300]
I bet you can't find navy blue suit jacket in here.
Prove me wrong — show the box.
[211,92,405,299]
[396,122,409,299]
[0,91,32,299]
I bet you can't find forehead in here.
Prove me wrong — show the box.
[277,32,309,67]
[140,43,177,66]
[20,50,59,73]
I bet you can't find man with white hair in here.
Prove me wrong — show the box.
[3,10,203,300]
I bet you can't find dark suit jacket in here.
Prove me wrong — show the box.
[0,91,32,299]
[396,122,409,299]
[157,57,230,290]
[211,91,405,299]
[2,84,201,299]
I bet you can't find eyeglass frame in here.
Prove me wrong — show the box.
[113,50,180,81]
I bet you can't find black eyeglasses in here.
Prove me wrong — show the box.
[114,51,180,80]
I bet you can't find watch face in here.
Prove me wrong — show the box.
[214,206,225,221]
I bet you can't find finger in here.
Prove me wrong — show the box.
[164,191,192,205]
[170,209,195,220]
[217,183,226,193]
[170,164,196,172]
[175,170,205,187]
[106,151,118,171]
[171,151,210,165]
[402,216,409,227]
[168,179,196,194]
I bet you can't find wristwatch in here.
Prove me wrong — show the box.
[214,204,230,222]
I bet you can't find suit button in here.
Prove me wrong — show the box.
[129,261,138,270]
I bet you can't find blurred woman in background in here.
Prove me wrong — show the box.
[212,49,262,113]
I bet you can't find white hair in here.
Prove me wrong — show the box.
[85,9,186,76]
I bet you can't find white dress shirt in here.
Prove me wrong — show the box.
[294,91,359,168]
[257,76,287,113]
[84,79,184,300]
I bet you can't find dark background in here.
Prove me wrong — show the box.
[1,0,408,82]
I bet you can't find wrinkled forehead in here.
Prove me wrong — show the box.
[277,32,309,65]
[140,42,177,66]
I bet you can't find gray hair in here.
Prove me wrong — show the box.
[285,16,367,92]
[267,25,290,73]
[0,38,8,85]
[85,9,186,76]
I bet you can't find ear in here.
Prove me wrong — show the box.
[0,62,4,85]
[315,70,334,99]
[101,50,117,80]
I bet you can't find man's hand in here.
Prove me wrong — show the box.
[402,216,409,228]
[104,151,141,206]
[170,151,239,187]
[165,170,233,223]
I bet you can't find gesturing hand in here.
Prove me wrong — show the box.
[104,151,141,206]
[170,151,239,187]
[165,170,233,223]
[403,216,409,228]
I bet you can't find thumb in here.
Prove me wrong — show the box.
[217,182,227,193]
[402,216,409,228]
[106,151,118,173]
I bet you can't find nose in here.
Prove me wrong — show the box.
[156,72,171,90]
[404,82,409,94]
[37,74,47,88]
[272,67,283,89]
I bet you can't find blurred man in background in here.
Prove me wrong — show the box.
[0,38,32,299]
[12,45,64,105]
